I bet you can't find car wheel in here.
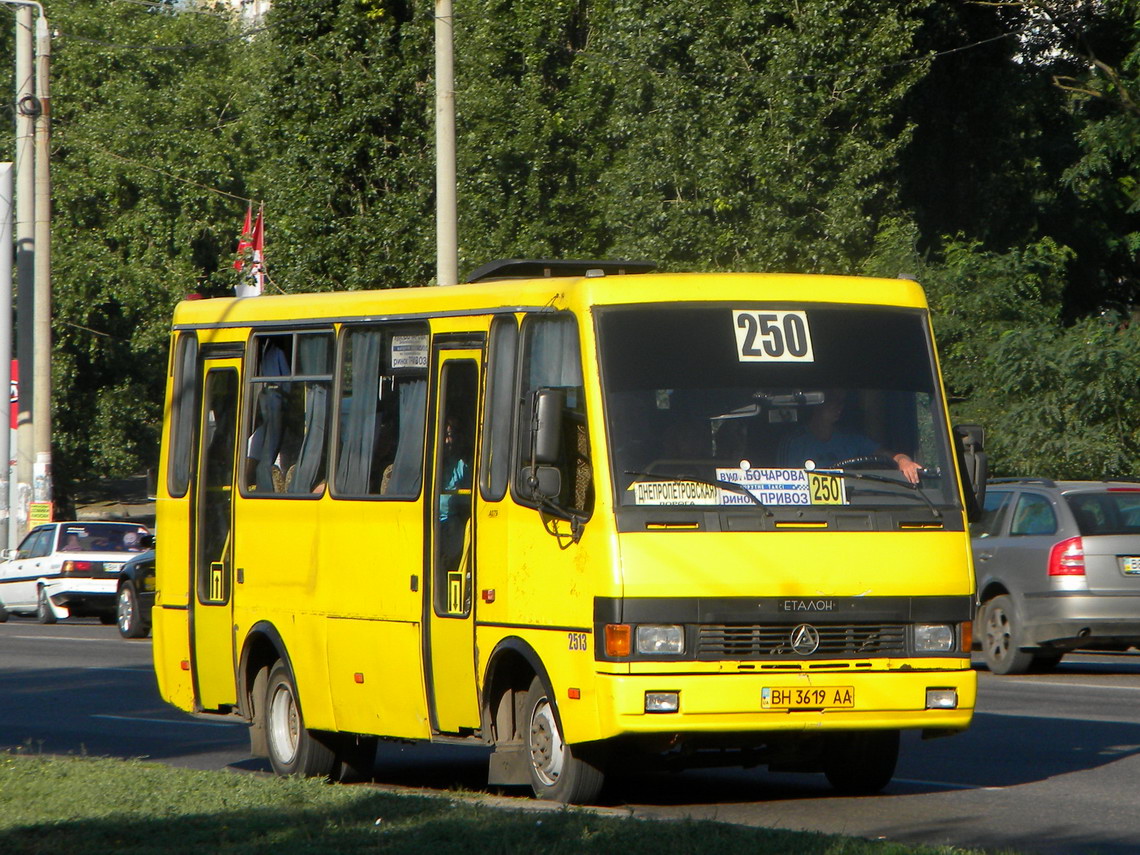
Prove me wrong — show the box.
[980,595,1034,675]
[823,730,900,795]
[0,602,8,622]
[117,582,149,638]
[36,587,56,624]
[523,675,605,803]
[264,659,336,779]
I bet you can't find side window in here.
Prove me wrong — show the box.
[332,324,429,499]
[972,490,1012,538]
[513,313,593,516]
[16,527,49,560]
[243,331,334,497]
[167,332,199,498]
[1010,493,1057,536]
[479,315,518,502]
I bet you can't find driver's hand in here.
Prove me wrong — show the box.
[893,453,923,485]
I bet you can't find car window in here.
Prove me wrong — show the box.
[16,527,51,560]
[1066,490,1140,535]
[972,490,1013,538]
[56,523,150,554]
[1009,493,1057,536]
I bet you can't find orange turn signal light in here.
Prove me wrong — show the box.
[605,624,631,657]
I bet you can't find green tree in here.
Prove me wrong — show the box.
[457,0,932,274]
[45,0,250,491]
[242,0,436,291]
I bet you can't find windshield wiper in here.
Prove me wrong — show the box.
[624,470,772,516]
[815,469,942,518]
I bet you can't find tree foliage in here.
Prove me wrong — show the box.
[6,0,1140,488]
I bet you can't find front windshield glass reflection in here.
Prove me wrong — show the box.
[597,304,959,512]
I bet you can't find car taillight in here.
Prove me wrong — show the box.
[61,560,98,575]
[1048,536,1085,576]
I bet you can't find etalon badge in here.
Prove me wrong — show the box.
[790,623,821,655]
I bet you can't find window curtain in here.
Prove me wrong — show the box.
[387,379,426,496]
[335,330,382,495]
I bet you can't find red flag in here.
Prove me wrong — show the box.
[234,204,253,271]
[250,205,265,294]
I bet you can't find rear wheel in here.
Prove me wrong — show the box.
[980,595,1033,675]
[264,660,336,778]
[823,730,899,795]
[523,675,605,803]
[36,588,56,624]
[117,582,149,638]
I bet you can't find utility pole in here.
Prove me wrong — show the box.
[31,7,50,516]
[0,162,12,551]
[435,0,457,286]
[7,1,41,542]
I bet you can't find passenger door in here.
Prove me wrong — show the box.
[425,345,482,734]
[190,358,242,711]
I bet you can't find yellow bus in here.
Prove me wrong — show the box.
[153,261,986,803]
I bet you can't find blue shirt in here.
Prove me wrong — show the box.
[781,431,879,469]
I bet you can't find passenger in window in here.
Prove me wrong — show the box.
[249,340,290,492]
[438,415,473,574]
[780,390,923,484]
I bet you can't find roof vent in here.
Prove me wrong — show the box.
[465,258,656,283]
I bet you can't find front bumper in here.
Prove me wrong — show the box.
[591,663,976,740]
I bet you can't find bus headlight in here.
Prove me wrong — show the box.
[636,625,685,655]
[914,623,955,652]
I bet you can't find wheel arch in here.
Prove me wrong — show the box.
[482,636,561,744]
[977,580,1011,607]
[237,620,290,722]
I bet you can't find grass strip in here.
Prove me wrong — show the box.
[0,753,1006,855]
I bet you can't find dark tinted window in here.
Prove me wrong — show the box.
[1066,489,1140,535]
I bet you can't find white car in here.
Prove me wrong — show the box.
[0,521,152,624]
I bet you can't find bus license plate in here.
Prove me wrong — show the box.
[1121,556,1140,576]
[761,686,855,710]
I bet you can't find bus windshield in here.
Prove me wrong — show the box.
[597,303,960,513]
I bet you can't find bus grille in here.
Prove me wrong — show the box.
[697,624,908,659]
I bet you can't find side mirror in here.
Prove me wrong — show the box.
[140,533,155,549]
[523,465,562,501]
[532,388,565,465]
[0,547,11,561]
[954,424,988,522]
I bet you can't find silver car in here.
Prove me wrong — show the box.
[972,479,1140,674]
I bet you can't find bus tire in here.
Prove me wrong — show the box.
[523,675,604,804]
[264,659,336,779]
[823,730,899,795]
[980,595,1034,675]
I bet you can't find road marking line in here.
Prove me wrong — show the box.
[91,714,242,729]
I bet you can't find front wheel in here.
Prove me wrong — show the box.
[823,730,899,795]
[980,595,1034,675]
[524,675,605,803]
[117,582,149,638]
[264,659,336,779]
[36,588,56,624]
